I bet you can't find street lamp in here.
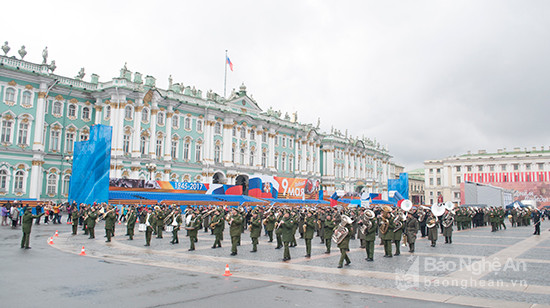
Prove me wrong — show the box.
[145,163,156,180]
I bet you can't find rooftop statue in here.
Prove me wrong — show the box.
[292,111,298,123]
[49,60,56,73]
[42,47,48,64]
[75,67,85,80]
[316,117,320,128]
[120,62,129,78]
[284,112,290,121]
[168,75,173,89]
[18,45,27,60]
[2,41,10,56]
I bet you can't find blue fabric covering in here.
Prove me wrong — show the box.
[388,173,409,200]
[109,191,266,205]
[262,198,330,204]
[69,125,112,205]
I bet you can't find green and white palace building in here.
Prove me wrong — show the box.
[0,46,394,202]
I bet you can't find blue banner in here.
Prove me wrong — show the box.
[69,125,112,205]
[388,173,409,200]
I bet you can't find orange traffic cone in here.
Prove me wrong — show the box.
[54,230,59,237]
[79,246,86,256]
[48,237,54,245]
[223,264,232,277]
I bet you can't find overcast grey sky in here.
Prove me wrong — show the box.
[2,0,549,170]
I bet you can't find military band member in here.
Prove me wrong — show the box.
[393,210,405,256]
[380,206,395,257]
[86,208,98,239]
[104,206,116,242]
[275,212,284,249]
[21,207,44,249]
[229,208,243,256]
[126,207,137,240]
[264,212,275,242]
[303,211,316,258]
[337,216,352,268]
[427,213,438,247]
[442,208,454,244]
[290,210,299,247]
[363,210,377,261]
[281,211,293,261]
[187,212,201,251]
[405,211,419,253]
[155,206,165,238]
[144,208,155,246]
[324,214,336,254]
[210,209,224,248]
[249,212,261,252]
[71,205,79,235]
[171,208,183,244]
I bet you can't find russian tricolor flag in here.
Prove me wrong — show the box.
[226,56,233,71]
[330,192,339,207]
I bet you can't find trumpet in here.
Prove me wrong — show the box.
[164,210,176,224]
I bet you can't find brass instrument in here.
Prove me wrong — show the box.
[332,215,352,244]
[163,210,176,224]
[427,217,438,228]
[442,212,454,228]
[379,216,389,234]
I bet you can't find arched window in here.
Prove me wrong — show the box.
[140,136,147,155]
[141,108,149,122]
[68,104,76,117]
[0,169,7,191]
[53,101,62,116]
[21,91,32,106]
[289,156,294,171]
[282,154,286,171]
[183,139,190,160]
[50,129,61,151]
[155,137,163,157]
[250,130,255,140]
[104,105,111,119]
[214,145,221,163]
[231,145,235,162]
[5,88,15,102]
[82,107,90,120]
[184,117,191,130]
[157,112,165,125]
[62,175,70,195]
[172,115,179,128]
[232,127,236,137]
[240,128,246,139]
[240,148,245,165]
[124,106,133,120]
[171,139,178,160]
[123,134,131,155]
[65,131,75,153]
[249,149,255,166]
[14,170,24,192]
[214,122,221,134]
[195,143,202,162]
[261,151,267,168]
[47,174,57,195]
[274,154,279,170]
[17,121,29,145]
[196,119,203,132]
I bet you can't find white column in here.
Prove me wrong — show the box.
[344,152,349,179]
[204,117,215,163]
[32,85,47,152]
[328,149,335,177]
[29,158,44,199]
[268,130,276,170]
[301,141,307,172]
[94,101,102,125]
[132,103,143,158]
[254,125,262,167]
[149,107,158,159]
[222,121,233,166]
[163,109,173,161]
[316,144,321,176]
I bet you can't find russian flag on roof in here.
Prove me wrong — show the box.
[226,56,233,71]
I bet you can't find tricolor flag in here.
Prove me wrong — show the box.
[330,192,339,207]
[226,56,233,71]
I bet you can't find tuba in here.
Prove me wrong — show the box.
[332,215,352,244]
[427,216,438,228]
[442,212,454,228]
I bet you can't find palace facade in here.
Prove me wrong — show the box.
[0,50,393,202]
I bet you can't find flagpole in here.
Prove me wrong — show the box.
[224,50,227,98]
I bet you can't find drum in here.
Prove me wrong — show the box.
[165,226,174,232]
[138,224,146,232]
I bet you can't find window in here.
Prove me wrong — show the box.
[240,128,246,139]
[478,166,483,172]
[5,88,15,102]
[141,108,149,122]
[513,164,519,171]
[50,130,61,151]
[123,134,130,155]
[47,174,57,195]
[232,127,236,137]
[436,169,441,174]
[14,170,24,192]
[184,117,191,130]
[249,150,254,166]
[430,191,433,196]
[467,166,472,172]
[140,136,147,155]
[289,139,293,149]
[17,122,29,145]
[82,107,90,120]
[214,122,221,134]
[454,192,460,199]
[275,136,279,146]
[240,148,245,164]
[214,145,221,163]
[156,138,163,157]
[195,143,202,162]
[538,163,544,170]
[68,105,76,117]
[105,105,111,119]
[80,132,88,141]
[282,155,286,171]
[261,151,267,168]
[456,176,461,184]
[125,106,133,120]
[157,112,165,126]
[196,119,203,132]
[62,175,70,196]
[282,137,287,147]
[231,146,235,162]
[274,154,279,170]
[250,130,255,140]
[0,170,7,191]
[172,115,179,129]
[289,156,294,171]
[21,91,32,106]
[429,178,434,185]
[53,101,62,116]
[526,164,531,170]
[65,132,75,153]
[489,165,495,172]
[501,164,507,171]
[183,141,190,160]
[171,140,178,159]
[456,166,461,172]
[298,142,301,150]
[262,132,266,143]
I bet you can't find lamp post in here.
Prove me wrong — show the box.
[145,163,156,181]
